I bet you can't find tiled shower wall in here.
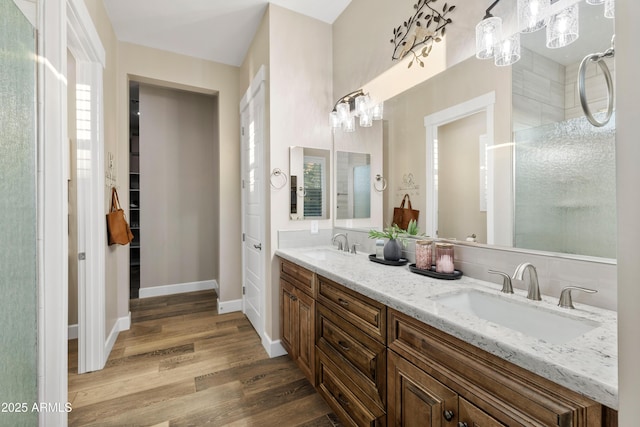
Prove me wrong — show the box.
[513,47,615,130]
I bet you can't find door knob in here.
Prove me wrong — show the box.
[443,410,454,421]
[253,243,262,250]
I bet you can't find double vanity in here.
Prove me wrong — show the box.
[277,245,618,426]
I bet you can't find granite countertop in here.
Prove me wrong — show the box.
[276,246,618,410]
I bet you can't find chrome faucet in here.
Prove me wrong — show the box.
[332,233,349,252]
[558,286,597,309]
[513,263,541,301]
[488,270,514,294]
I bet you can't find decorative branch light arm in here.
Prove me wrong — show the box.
[390,0,457,68]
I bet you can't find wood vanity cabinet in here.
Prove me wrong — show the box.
[315,275,387,426]
[279,260,316,385]
[388,308,607,427]
[278,257,617,427]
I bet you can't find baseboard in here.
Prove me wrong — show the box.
[217,298,242,314]
[262,333,288,358]
[68,324,78,340]
[139,280,217,298]
[104,312,131,361]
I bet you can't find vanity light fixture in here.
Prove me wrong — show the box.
[330,89,384,132]
[476,0,613,67]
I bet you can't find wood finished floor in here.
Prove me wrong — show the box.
[68,290,341,427]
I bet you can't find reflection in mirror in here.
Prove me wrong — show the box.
[336,152,371,220]
[289,147,330,220]
[438,113,488,243]
[382,0,615,259]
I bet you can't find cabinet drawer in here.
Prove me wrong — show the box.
[316,304,386,404]
[280,259,315,297]
[459,397,506,427]
[317,275,386,343]
[388,308,604,427]
[316,349,385,427]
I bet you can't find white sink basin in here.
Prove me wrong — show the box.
[432,290,601,344]
[301,248,352,261]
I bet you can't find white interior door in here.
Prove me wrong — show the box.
[240,68,266,336]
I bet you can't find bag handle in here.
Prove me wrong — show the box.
[111,187,122,212]
[400,194,412,210]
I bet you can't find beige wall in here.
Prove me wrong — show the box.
[266,5,333,341]
[616,2,640,423]
[138,85,218,289]
[239,5,333,341]
[332,0,488,101]
[116,42,241,312]
[83,0,120,336]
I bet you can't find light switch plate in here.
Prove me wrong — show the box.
[310,220,319,234]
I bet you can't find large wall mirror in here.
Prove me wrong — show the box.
[289,147,331,220]
[381,0,615,259]
[336,151,371,220]
[333,121,384,229]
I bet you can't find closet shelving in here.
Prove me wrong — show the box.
[129,83,140,299]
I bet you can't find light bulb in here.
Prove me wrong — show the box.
[546,4,579,49]
[495,33,521,66]
[476,16,502,59]
[518,0,550,33]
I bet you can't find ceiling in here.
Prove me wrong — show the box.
[102,0,352,67]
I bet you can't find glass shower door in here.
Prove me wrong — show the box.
[0,0,38,424]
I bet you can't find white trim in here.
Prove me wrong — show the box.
[262,334,288,358]
[68,324,78,340]
[104,312,131,358]
[424,92,496,243]
[138,280,217,299]
[218,298,243,314]
[38,0,69,425]
[239,65,265,112]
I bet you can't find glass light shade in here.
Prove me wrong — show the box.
[354,94,370,117]
[586,0,604,4]
[495,33,521,66]
[476,16,502,59]
[604,0,614,18]
[546,4,579,49]
[329,111,340,129]
[371,103,384,120]
[336,101,350,122]
[359,111,373,127]
[518,0,550,33]
[342,115,356,132]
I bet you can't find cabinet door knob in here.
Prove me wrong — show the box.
[337,298,349,307]
[337,340,351,352]
[291,295,298,302]
[443,410,455,421]
[337,393,350,407]
[457,423,468,427]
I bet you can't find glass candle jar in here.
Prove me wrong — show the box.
[415,240,433,270]
[435,243,455,274]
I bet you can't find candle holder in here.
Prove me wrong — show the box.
[435,243,455,274]
[415,240,433,270]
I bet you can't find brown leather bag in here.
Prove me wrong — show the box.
[392,194,419,231]
[106,187,134,246]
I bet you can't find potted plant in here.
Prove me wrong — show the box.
[368,225,404,261]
